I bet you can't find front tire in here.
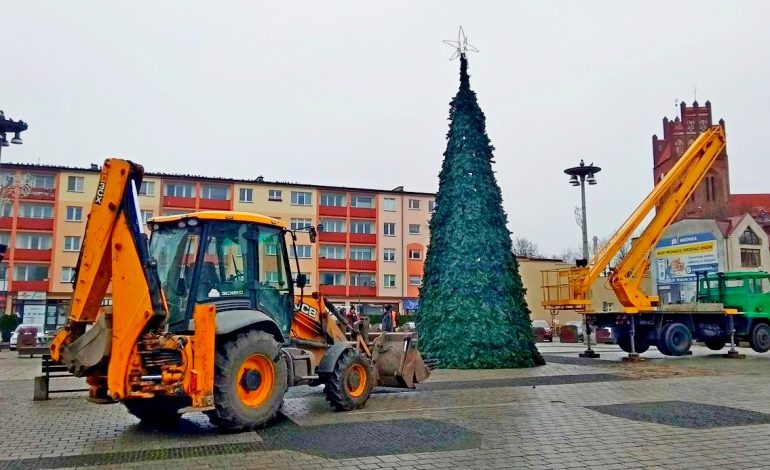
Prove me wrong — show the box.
[323,350,373,411]
[749,323,770,353]
[206,330,288,431]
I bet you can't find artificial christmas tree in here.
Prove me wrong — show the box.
[416,52,544,369]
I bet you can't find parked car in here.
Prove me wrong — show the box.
[531,320,553,342]
[9,324,48,350]
[595,326,616,344]
[564,321,586,342]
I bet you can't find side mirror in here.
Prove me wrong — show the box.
[296,274,308,289]
[309,226,317,243]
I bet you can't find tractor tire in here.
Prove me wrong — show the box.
[749,323,770,353]
[123,396,187,428]
[617,332,650,354]
[205,330,288,431]
[323,349,373,411]
[704,337,727,351]
[657,323,692,356]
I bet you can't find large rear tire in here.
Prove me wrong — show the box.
[657,323,692,356]
[206,330,288,431]
[323,349,373,411]
[749,323,770,353]
[124,396,187,428]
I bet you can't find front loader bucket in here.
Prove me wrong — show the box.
[371,332,431,389]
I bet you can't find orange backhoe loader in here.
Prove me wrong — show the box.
[51,158,431,430]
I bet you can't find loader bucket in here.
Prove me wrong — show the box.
[371,332,431,389]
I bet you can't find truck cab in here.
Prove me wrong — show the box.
[697,271,770,316]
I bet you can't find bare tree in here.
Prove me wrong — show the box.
[593,236,633,267]
[512,237,542,258]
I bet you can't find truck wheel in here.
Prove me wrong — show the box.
[206,330,288,431]
[617,333,650,354]
[749,323,770,353]
[704,337,727,351]
[323,349,373,411]
[657,323,692,356]
[124,396,186,427]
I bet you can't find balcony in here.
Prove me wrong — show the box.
[14,249,52,262]
[0,219,12,230]
[16,218,54,231]
[198,198,230,210]
[318,232,347,243]
[349,207,376,219]
[319,205,347,217]
[318,258,346,269]
[348,259,376,271]
[318,285,346,296]
[12,280,49,292]
[163,196,196,209]
[22,188,56,201]
[349,233,376,244]
[349,286,377,297]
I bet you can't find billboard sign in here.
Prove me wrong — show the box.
[655,232,719,304]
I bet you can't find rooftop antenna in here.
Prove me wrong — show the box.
[694,84,697,103]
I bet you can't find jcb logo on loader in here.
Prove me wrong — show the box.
[94,176,107,205]
[294,302,317,318]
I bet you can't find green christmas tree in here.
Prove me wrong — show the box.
[416,53,545,369]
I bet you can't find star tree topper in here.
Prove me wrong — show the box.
[443,26,479,60]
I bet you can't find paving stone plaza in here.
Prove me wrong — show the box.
[3,343,770,469]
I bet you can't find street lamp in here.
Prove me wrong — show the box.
[0,110,28,164]
[564,159,601,265]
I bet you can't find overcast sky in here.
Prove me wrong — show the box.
[2,1,769,255]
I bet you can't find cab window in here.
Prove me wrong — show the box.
[256,226,293,335]
[196,223,251,301]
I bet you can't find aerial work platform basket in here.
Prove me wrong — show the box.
[540,267,592,312]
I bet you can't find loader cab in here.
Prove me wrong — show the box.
[148,212,296,337]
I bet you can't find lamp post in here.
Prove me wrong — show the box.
[564,159,601,264]
[565,159,601,358]
[0,111,29,265]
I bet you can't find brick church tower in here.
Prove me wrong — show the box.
[652,100,730,220]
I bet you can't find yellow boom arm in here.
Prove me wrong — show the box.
[542,125,727,313]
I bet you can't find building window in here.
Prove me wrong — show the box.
[320,272,345,286]
[264,243,277,256]
[14,264,49,281]
[0,264,7,281]
[383,222,396,236]
[138,181,155,196]
[408,199,421,210]
[429,201,436,213]
[320,193,345,207]
[165,183,194,198]
[31,174,55,189]
[602,302,614,312]
[268,189,282,201]
[1,203,13,217]
[16,233,52,250]
[687,120,695,131]
[350,246,374,260]
[739,227,761,245]
[384,274,396,288]
[383,197,396,212]
[383,248,396,262]
[409,275,422,286]
[741,249,761,268]
[293,272,311,286]
[409,248,422,260]
[0,172,13,187]
[351,196,374,208]
[0,232,9,246]
[290,218,312,231]
[66,206,83,222]
[351,220,374,234]
[350,273,375,286]
[408,224,421,235]
[320,245,346,259]
[63,236,82,252]
[295,245,311,258]
[62,267,76,283]
[239,188,253,203]
[162,209,188,216]
[201,185,229,200]
[19,203,53,219]
[320,218,346,233]
[67,176,84,192]
[699,119,707,130]
[291,191,312,206]
[705,176,717,202]
[141,210,154,223]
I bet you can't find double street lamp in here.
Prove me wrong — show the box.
[0,110,28,162]
[564,159,601,265]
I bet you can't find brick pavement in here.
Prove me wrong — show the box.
[2,343,770,469]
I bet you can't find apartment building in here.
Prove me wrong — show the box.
[0,163,433,328]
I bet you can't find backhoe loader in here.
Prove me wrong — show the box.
[51,158,431,430]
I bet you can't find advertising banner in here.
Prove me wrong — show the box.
[655,232,719,304]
